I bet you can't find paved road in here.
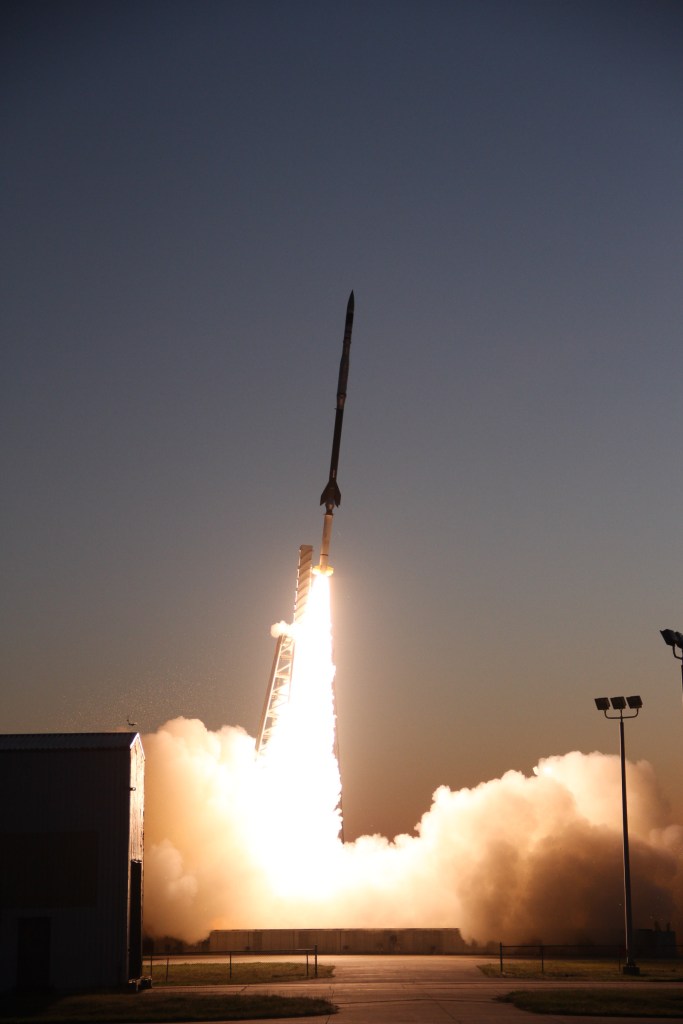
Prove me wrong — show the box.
[184,954,674,1023]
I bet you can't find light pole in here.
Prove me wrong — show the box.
[594,694,643,975]
[659,629,683,706]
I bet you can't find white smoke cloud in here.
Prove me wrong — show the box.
[142,718,683,945]
[270,621,295,638]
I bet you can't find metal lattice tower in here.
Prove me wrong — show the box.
[255,545,313,755]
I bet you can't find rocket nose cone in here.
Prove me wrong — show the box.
[347,291,354,311]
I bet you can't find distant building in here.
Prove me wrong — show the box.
[208,927,469,955]
[0,733,144,991]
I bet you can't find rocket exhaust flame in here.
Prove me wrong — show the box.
[253,571,342,889]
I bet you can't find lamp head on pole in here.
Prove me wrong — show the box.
[594,695,642,719]
[660,629,683,660]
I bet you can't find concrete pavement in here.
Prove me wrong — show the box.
[213,953,674,1023]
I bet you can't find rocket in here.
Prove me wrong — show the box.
[315,291,354,575]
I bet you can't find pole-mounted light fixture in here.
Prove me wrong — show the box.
[659,628,683,707]
[594,696,642,717]
[593,694,642,975]
[660,629,683,653]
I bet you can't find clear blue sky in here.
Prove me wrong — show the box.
[2,0,683,840]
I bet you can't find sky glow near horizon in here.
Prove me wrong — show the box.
[2,0,683,857]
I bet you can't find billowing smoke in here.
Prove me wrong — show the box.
[142,572,683,944]
[143,717,683,945]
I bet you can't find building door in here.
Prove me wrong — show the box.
[17,916,51,990]
[128,860,142,979]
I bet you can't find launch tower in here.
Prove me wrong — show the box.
[255,544,313,755]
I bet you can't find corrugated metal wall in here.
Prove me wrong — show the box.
[0,734,144,991]
[208,927,468,954]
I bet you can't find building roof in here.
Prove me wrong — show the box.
[0,732,140,751]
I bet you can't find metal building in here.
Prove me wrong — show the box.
[0,733,144,991]
[209,927,468,955]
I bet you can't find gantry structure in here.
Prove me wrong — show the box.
[255,544,313,755]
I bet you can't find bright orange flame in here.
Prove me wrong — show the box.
[251,573,342,894]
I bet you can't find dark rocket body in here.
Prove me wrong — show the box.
[316,291,354,574]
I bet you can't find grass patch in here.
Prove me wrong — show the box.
[479,959,683,981]
[499,987,683,1018]
[148,960,334,986]
[0,990,336,1022]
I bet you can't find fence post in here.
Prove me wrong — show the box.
[499,942,503,974]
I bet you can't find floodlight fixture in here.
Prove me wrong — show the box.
[659,627,683,704]
[595,695,641,720]
[660,628,683,650]
[660,628,678,648]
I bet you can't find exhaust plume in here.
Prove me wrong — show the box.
[142,562,683,944]
[143,720,683,944]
